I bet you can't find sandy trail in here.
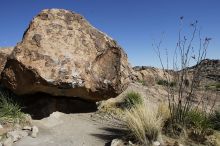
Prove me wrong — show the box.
[14,112,116,146]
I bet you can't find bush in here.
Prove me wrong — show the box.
[122,91,143,109]
[0,89,25,124]
[163,106,214,139]
[123,104,162,145]
[185,109,214,142]
[205,83,220,91]
[216,83,220,89]
[210,109,220,131]
[157,79,176,87]
[157,80,168,86]
[187,109,213,133]
[138,80,146,86]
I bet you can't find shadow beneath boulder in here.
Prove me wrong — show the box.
[18,93,97,120]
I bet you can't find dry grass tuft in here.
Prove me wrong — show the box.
[157,103,170,122]
[124,103,163,145]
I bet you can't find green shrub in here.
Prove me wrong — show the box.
[122,91,143,109]
[0,89,25,124]
[185,109,214,142]
[205,83,220,91]
[157,79,176,87]
[163,107,214,139]
[138,80,146,86]
[170,82,177,87]
[210,109,220,131]
[157,80,168,86]
[216,83,220,88]
[215,83,220,90]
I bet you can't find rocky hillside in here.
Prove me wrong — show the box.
[189,59,220,83]
[133,59,220,87]
[133,66,173,86]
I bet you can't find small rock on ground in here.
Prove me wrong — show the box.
[153,141,161,146]
[31,126,39,138]
[111,139,125,146]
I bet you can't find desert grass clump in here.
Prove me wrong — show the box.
[124,103,163,145]
[122,91,143,109]
[186,109,213,142]
[0,89,25,124]
[205,83,220,91]
[216,83,220,89]
[157,103,170,122]
[138,80,146,86]
[157,79,176,87]
[157,79,169,86]
[210,109,220,131]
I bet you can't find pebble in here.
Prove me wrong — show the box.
[111,138,125,146]
[153,141,161,146]
[31,126,39,138]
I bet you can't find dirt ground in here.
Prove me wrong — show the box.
[14,112,119,146]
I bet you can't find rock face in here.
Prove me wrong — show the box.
[1,9,133,101]
[133,66,172,86]
[189,59,220,83]
[0,47,13,81]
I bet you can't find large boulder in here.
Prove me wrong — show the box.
[1,9,133,101]
[0,47,13,81]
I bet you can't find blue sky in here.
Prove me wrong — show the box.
[0,0,219,67]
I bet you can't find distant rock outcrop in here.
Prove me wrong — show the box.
[0,47,13,81]
[133,59,220,86]
[1,9,133,101]
[188,59,220,85]
[133,66,173,86]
